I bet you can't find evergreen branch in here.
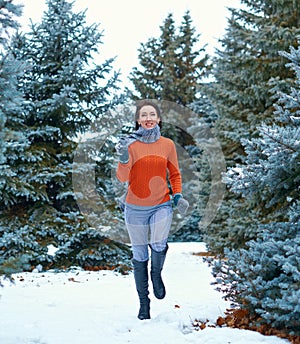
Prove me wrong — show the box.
[260,127,298,153]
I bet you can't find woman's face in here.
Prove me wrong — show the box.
[138,105,160,130]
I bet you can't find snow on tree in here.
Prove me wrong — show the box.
[213,42,300,336]
[0,0,131,272]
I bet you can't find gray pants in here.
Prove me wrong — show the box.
[125,202,173,261]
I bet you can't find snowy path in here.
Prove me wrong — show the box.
[0,243,289,344]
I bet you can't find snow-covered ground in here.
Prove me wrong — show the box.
[0,242,289,344]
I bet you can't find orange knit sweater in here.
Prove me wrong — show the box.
[116,136,182,207]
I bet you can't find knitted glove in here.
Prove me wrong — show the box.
[115,137,130,163]
[173,193,189,215]
[115,135,137,163]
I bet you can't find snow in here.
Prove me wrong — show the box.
[0,243,289,344]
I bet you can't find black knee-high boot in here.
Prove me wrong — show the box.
[150,244,168,299]
[132,259,150,320]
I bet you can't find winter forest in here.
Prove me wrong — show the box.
[0,0,299,341]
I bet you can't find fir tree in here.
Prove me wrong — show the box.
[0,0,34,275]
[0,0,131,271]
[0,0,23,166]
[214,203,299,335]
[213,42,300,336]
[204,0,300,254]
[129,11,209,105]
[212,0,300,149]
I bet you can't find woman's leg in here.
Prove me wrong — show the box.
[125,207,151,319]
[125,207,149,259]
[149,204,173,299]
[132,259,150,319]
[131,245,148,262]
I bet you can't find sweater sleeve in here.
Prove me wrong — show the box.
[167,141,182,195]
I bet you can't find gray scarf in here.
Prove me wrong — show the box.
[130,124,161,143]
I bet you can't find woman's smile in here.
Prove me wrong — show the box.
[144,120,156,128]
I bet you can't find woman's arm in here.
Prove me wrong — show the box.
[167,141,189,215]
[116,156,132,182]
[167,141,182,195]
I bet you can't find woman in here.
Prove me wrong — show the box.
[116,100,189,320]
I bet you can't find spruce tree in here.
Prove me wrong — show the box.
[214,43,300,334]
[129,11,209,105]
[203,0,300,254]
[212,0,300,149]
[0,0,131,271]
[0,0,24,178]
[0,0,33,275]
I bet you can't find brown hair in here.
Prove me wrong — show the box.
[135,100,162,130]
